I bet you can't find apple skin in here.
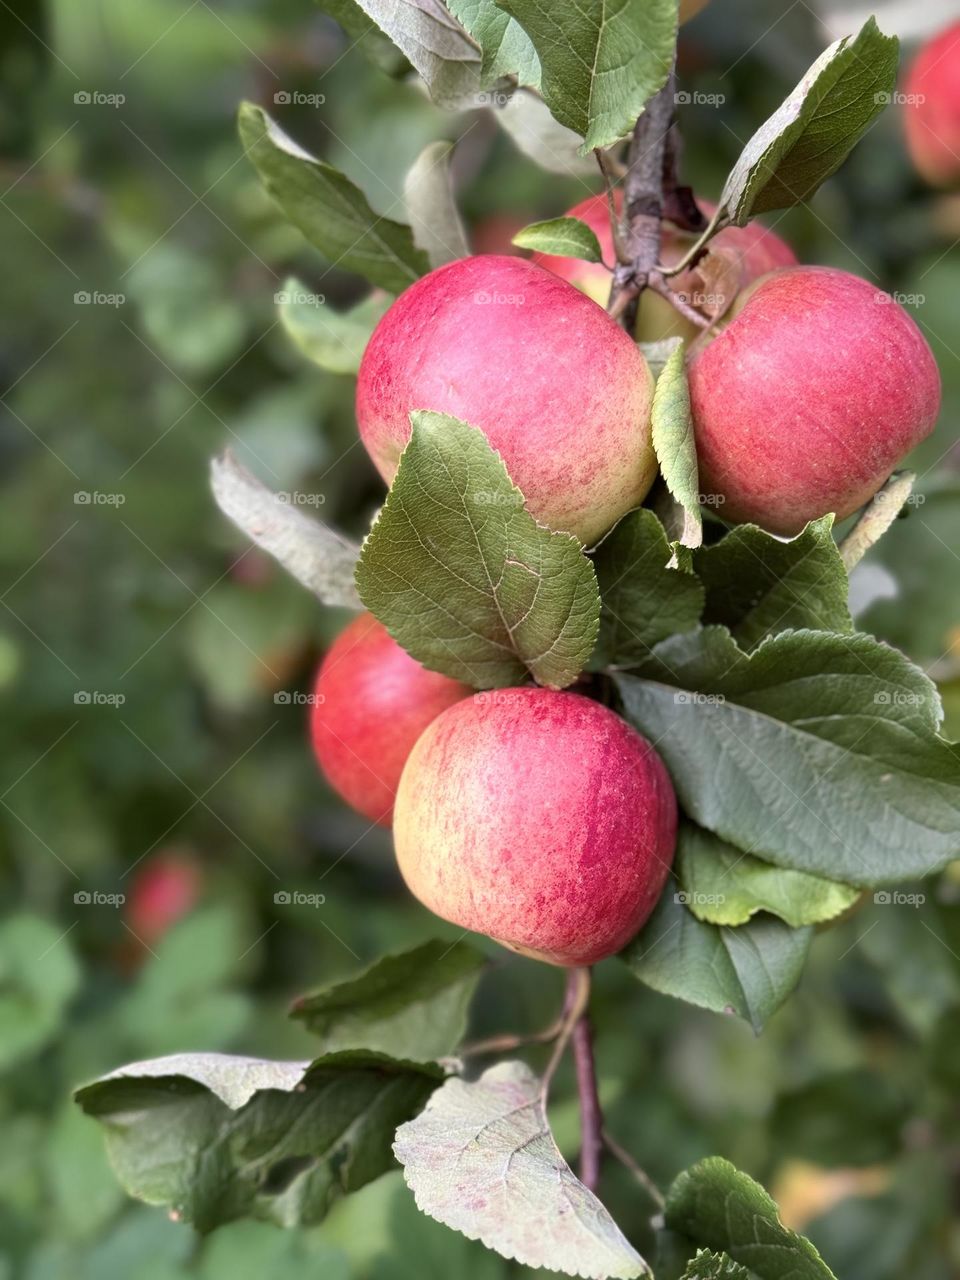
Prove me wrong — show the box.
[529,191,796,342]
[355,255,656,545]
[903,21,960,187]
[126,852,201,946]
[688,266,941,535]
[393,688,677,967]
[311,612,471,827]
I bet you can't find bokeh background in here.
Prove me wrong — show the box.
[1,1,959,1277]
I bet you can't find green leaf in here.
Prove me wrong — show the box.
[511,216,605,262]
[857,891,960,1035]
[718,17,899,223]
[403,141,470,269]
[75,1051,442,1232]
[278,277,390,375]
[693,517,851,651]
[493,87,598,176]
[210,451,360,609]
[839,471,916,571]
[681,1251,750,1280]
[394,1060,649,1278]
[770,1068,909,1167]
[291,940,486,1058]
[446,0,540,86]
[238,102,428,293]
[665,1158,837,1279]
[651,343,702,549]
[677,823,859,928]
[319,0,484,107]
[355,412,601,689]
[615,627,960,885]
[0,913,80,1070]
[494,0,679,153]
[592,509,704,668]
[621,883,811,1032]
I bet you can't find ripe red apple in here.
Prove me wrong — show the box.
[529,191,796,341]
[126,852,201,947]
[311,612,471,827]
[355,255,656,545]
[393,688,677,966]
[903,21,960,187]
[688,266,941,535]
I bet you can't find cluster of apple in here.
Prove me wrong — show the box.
[308,122,942,966]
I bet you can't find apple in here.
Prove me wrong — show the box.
[529,191,796,342]
[311,612,471,827]
[688,266,941,535]
[126,851,201,947]
[903,20,960,187]
[680,0,711,21]
[393,688,677,966]
[355,255,656,545]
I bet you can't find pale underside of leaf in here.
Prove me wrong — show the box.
[394,1060,649,1278]
[278,276,390,375]
[651,342,702,549]
[403,141,470,269]
[210,450,361,608]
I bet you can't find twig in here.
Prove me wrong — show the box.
[572,1011,603,1192]
[540,966,591,1096]
[607,68,677,330]
[647,273,712,328]
[603,1129,666,1212]
[460,1018,566,1058]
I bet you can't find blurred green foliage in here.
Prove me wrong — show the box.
[0,1,958,1277]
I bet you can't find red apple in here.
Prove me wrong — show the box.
[688,266,941,535]
[529,191,796,341]
[393,688,677,966]
[903,21,960,188]
[355,255,656,545]
[311,612,471,827]
[126,852,201,946]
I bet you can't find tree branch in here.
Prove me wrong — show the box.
[607,68,677,331]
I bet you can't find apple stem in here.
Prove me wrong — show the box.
[572,1009,604,1192]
